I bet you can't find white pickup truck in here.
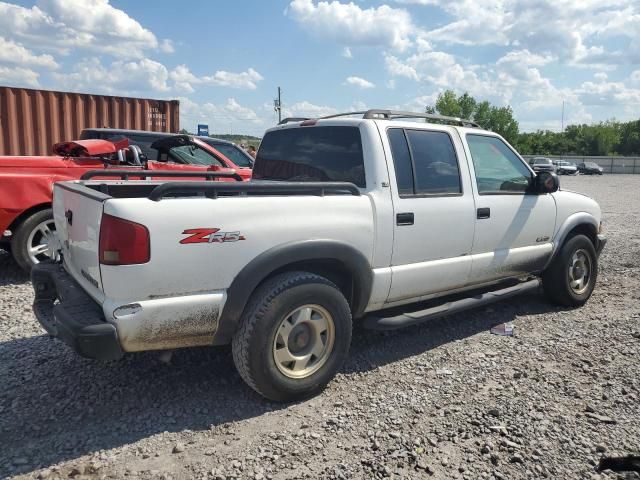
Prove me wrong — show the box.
[32,110,606,401]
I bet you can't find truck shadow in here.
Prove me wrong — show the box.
[0,291,564,477]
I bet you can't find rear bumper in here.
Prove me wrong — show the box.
[596,234,607,257]
[31,263,124,361]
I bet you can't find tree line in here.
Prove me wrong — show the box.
[426,90,640,156]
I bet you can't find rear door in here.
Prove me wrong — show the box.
[464,133,556,284]
[384,127,476,303]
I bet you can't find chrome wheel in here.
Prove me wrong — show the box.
[273,304,335,379]
[26,219,58,265]
[568,248,591,295]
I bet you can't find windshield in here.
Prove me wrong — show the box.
[167,144,222,166]
[208,143,253,168]
[253,126,365,187]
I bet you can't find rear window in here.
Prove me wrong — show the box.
[253,126,365,187]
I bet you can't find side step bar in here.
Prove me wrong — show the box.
[363,278,541,331]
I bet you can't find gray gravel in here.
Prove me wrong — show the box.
[1,175,639,479]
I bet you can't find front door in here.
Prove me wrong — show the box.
[463,134,556,284]
[385,127,476,303]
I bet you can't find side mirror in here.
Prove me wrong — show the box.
[534,171,559,194]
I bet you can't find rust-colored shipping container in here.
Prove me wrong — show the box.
[0,86,180,156]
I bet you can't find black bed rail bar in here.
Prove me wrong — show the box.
[148,181,361,202]
[80,170,244,182]
[277,110,480,128]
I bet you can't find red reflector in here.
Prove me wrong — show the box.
[300,119,318,126]
[99,214,150,265]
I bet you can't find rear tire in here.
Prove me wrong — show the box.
[11,208,58,272]
[232,271,352,402]
[543,234,598,307]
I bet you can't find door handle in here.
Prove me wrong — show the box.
[477,207,490,219]
[396,212,414,225]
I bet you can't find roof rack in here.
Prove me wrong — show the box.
[278,110,480,128]
[278,117,310,125]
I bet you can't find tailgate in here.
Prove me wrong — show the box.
[53,182,106,299]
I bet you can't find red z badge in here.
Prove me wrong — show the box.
[180,228,245,244]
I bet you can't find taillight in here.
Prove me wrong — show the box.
[99,214,150,265]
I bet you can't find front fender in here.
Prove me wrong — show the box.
[544,212,599,269]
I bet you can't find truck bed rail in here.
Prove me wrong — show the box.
[80,170,244,182]
[148,181,361,201]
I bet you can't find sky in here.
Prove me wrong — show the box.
[0,0,639,137]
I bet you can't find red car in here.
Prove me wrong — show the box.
[0,135,251,271]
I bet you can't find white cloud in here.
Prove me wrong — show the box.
[496,49,553,67]
[577,79,640,107]
[0,36,58,69]
[631,70,640,85]
[0,0,162,58]
[53,57,170,94]
[342,47,352,59]
[384,54,418,81]
[282,101,338,118]
[287,0,419,51]
[159,39,175,53]
[344,76,375,89]
[0,65,40,87]
[169,65,264,92]
[178,96,265,136]
[417,0,638,66]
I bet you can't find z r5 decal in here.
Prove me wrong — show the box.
[180,228,246,244]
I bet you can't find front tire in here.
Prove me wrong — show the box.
[543,234,598,307]
[232,271,352,402]
[11,208,59,272]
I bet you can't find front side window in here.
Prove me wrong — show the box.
[387,128,461,196]
[253,126,365,187]
[467,134,532,194]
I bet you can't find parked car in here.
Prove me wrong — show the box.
[553,160,578,175]
[529,157,556,173]
[80,128,254,169]
[0,135,246,272]
[32,109,606,402]
[578,162,604,175]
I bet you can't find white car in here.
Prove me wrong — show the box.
[553,160,578,175]
[32,110,607,401]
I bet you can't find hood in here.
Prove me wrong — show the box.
[52,138,129,157]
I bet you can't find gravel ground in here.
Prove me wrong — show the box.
[1,175,638,480]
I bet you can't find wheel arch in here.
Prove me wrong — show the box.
[7,203,52,234]
[544,213,599,270]
[213,240,373,345]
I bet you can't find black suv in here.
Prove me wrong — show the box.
[577,162,604,175]
[80,128,254,168]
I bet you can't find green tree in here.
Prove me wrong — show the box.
[427,90,520,144]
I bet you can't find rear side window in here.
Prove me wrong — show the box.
[387,128,461,196]
[253,126,365,187]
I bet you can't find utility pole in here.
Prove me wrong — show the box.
[561,100,565,133]
[274,87,282,123]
